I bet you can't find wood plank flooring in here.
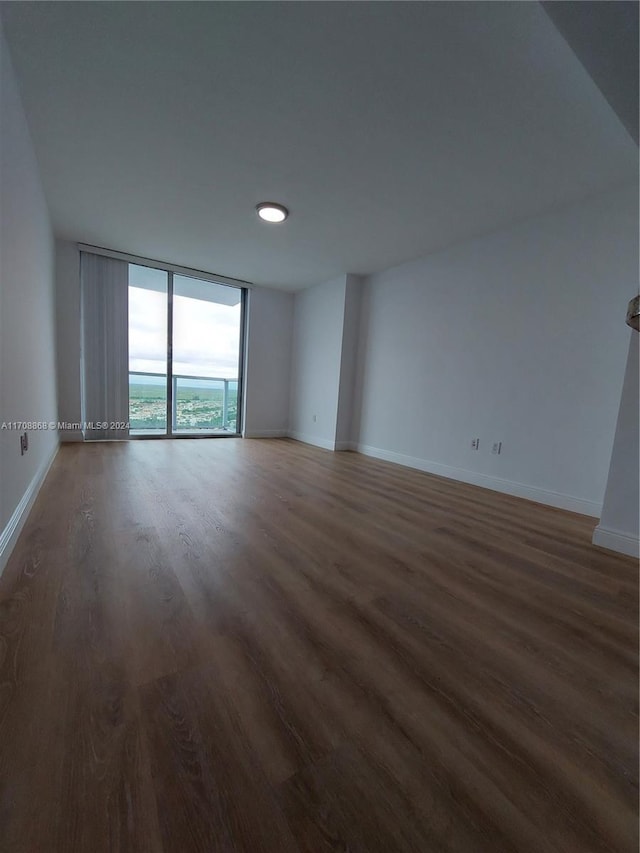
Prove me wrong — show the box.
[0,438,637,852]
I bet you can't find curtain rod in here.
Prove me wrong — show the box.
[77,243,253,289]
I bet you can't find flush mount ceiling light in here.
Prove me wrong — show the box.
[256,202,289,223]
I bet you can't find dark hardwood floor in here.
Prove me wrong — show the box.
[0,438,637,852]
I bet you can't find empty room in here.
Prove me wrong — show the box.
[0,2,638,852]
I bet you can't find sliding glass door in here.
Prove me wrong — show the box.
[128,265,168,435]
[171,276,242,434]
[128,265,244,437]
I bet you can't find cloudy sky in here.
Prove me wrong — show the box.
[128,265,241,381]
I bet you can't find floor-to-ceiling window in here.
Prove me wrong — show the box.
[128,263,245,437]
[128,264,169,435]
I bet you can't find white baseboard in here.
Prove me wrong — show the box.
[592,525,640,558]
[243,429,288,439]
[352,442,601,517]
[334,441,353,452]
[0,443,59,576]
[288,431,336,451]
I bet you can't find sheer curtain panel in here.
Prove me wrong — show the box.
[80,251,130,440]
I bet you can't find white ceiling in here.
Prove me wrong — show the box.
[1,2,637,290]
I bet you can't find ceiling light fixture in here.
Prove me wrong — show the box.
[256,202,289,223]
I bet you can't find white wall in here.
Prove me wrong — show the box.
[0,24,58,571]
[243,286,293,437]
[351,186,638,515]
[289,275,348,450]
[593,332,639,556]
[335,275,363,449]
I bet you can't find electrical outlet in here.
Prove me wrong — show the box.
[492,441,502,455]
[471,438,479,450]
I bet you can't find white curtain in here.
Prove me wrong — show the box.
[80,251,129,440]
